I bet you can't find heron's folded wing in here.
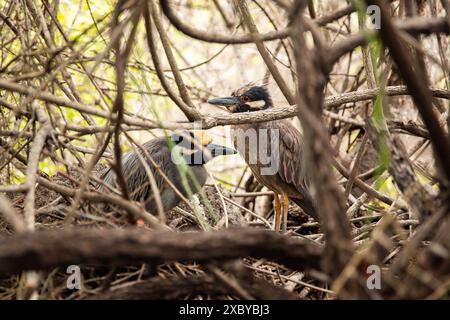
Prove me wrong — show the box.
[272,120,319,218]
[272,120,310,195]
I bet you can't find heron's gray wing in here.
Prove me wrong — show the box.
[100,138,169,201]
[272,120,318,220]
[272,120,309,193]
[98,166,113,185]
[123,139,171,202]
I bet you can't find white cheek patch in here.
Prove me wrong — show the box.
[246,100,266,109]
[173,144,195,157]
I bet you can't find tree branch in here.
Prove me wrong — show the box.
[0,227,323,276]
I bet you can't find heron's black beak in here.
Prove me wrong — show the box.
[205,143,236,158]
[208,96,240,109]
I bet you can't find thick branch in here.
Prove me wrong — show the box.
[290,2,356,287]
[1,78,448,129]
[87,274,298,300]
[0,228,323,275]
[159,0,290,44]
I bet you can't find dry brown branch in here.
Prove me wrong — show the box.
[0,228,322,276]
[23,105,52,230]
[328,16,450,65]
[86,273,298,300]
[290,2,362,297]
[145,1,201,121]
[1,78,448,129]
[36,176,170,231]
[0,194,26,233]
[235,0,295,105]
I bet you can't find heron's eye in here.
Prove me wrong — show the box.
[241,96,250,102]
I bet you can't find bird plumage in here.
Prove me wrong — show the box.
[99,132,235,214]
[208,85,318,226]
[231,120,318,221]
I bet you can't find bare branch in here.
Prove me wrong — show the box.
[0,227,323,275]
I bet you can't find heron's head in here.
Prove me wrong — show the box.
[208,86,273,113]
[169,130,236,165]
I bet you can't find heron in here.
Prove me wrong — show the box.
[99,131,236,215]
[208,85,318,232]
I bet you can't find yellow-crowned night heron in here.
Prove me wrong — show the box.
[99,131,235,214]
[208,85,318,232]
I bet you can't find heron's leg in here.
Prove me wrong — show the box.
[282,194,289,233]
[273,193,281,231]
